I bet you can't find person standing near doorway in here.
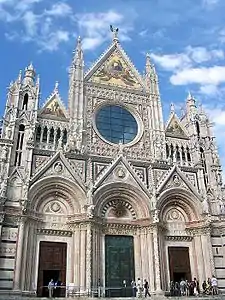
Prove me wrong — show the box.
[144,279,151,297]
[48,279,54,298]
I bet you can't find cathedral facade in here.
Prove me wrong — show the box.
[0,31,225,296]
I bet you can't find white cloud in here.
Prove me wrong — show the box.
[1,0,73,51]
[45,2,72,17]
[77,10,134,50]
[199,84,220,96]
[151,53,191,71]
[170,66,225,86]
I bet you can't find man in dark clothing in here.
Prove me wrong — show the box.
[144,279,151,297]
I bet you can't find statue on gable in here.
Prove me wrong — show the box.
[87,204,95,219]
[202,196,209,214]
[1,145,8,162]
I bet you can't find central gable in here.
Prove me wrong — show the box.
[85,42,144,90]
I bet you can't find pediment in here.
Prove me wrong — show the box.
[85,42,144,90]
[30,152,85,191]
[93,155,151,197]
[165,113,189,139]
[39,92,67,119]
[157,165,200,199]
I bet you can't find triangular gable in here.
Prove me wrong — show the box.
[157,165,200,199]
[165,113,189,139]
[9,167,25,182]
[39,92,67,119]
[30,151,86,191]
[93,155,151,197]
[85,42,144,90]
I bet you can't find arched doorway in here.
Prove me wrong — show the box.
[93,183,151,297]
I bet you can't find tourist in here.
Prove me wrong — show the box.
[131,280,137,297]
[211,275,218,295]
[48,279,55,298]
[180,279,186,296]
[137,278,143,298]
[143,279,151,297]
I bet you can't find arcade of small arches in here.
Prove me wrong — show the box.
[35,125,68,149]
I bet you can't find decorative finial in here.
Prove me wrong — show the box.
[170,103,175,113]
[54,81,59,92]
[146,53,151,74]
[17,70,22,83]
[187,91,193,100]
[36,74,40,86]
[110,25,119,42]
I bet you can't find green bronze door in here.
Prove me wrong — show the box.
[105,235,135,297]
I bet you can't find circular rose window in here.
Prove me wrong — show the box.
[95,105,138,144]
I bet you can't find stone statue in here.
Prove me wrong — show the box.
[153,209,159,223]
[202,197,209,214]
[1,146,8,162]
[87,204,95,219]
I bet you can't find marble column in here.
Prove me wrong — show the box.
[20,223,29,291]
[0,213,4,241]
[80,227,86,292]
[153,225,161,292]
[194,235,205,284]
[134,233,142,279]
[201,234,212,278]
[147,231,155,292]
[73,227,80,288]
[140,230,148,280]
[86,223,92,293]
[14,221,25,290]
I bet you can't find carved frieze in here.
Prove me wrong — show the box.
[37,228,72,237]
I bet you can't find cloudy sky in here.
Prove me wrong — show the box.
[0,0,225,173]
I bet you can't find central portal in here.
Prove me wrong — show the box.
[37,241,67,297]
[105,235,135,298]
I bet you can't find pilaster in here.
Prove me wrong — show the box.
[14,219,25,291]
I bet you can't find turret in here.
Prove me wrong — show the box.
[68,37,84,151]
[23,62,36,86]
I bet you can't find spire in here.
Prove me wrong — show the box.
[54,81,59,93]
[145,53,152,75]
[23,62,36,85]
[186,91,196,107]
[72,36,83,64]
[170,103,175,114]
[17,70,22,84]
[110,25,119,43]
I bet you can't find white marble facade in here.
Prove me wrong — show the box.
[0,30,225,296]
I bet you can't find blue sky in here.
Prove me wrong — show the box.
[0,0,225,174]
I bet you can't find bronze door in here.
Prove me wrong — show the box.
[37,241,67,297]
[105,235,135,297]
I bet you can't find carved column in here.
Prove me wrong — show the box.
[134,232,142,278]
[86,223,92,293]
[80,226,86,292]
[193,234,205,284]
[0,213,4,241]
[153,225,161,292]
[73,227,80,288]
[14,220,25,290]
[20,223,29,291]
[202,230,215,277]
[147,230,155,292]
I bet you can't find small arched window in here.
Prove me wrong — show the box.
[62,129,67,145]
[42,126,48,142]
[196,121,200,138]
[49,127,54,143]
[15,124,25,166]
[176,145,180,161]
[186,147,191,162]
[166,143,169,158]
[36,125,41,142]
[22,93,28,110]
